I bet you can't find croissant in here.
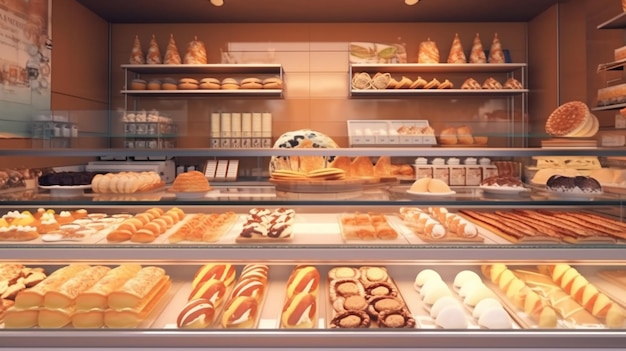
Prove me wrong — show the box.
[503,77,523,89]
[129,35,145,64]
[447,33,466,64]
[469,33,487,64]
[164,34,181,65]
[461,78,482,90]
[146,35,162,64]
[489,33,506,64]
[482,77,502,89]
[184,36,208,64]
[418,38,440,64]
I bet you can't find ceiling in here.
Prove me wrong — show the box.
[75,0,561,24]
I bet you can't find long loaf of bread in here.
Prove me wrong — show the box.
[76,264,142,310]
[15,264,89,308]
[107,266,167,310]
[44,266,111,309]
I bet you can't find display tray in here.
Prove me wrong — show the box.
[163,213,238,244]
[541,138,598,148]
[38,184,91,197]
[388,215,485,244]
[338,213,408,244]
[479,186,530,196]
[269,178,364,193]
[92,182,166,195]
[406,190,456,197]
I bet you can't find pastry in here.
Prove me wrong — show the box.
[488,33,506,64]
[129,79,147,90]
[364,281,397,298]
[546,175,602,194]
[461,78,482,89]
[146,79,161,90]
[183,36,208,64]
[328,267,360,281]
[221,78,240,90]
[409,76,428,89]
[164,34,182,64]
[280,292,317,328]
[75,264,142,310]
[359,266,389,286]
[456,126,474,145]
[129,35,145,64]
[413,269,442,289]
[221,296,258,329]
[503,77,523,89]
[438,79,454,89]
[373,156,392,177]
[329,279,364,301]
[482,77,502,89]
[436,304,468,329]
[394,76,413,89]
[286,265,320,298]
[169,171,212,192]
[377,309,416,328]
[330,310,370,328]
[424,78,441,89]
[146,34,162,64]
[545,101,592,137]
[418,38,440,64]
[240,77,263,89]
[262,77,283,89]
[43,265,111,309]
[351,72,372,90]
[177,298,216,328]
[192,264,236,288]
[161,77,178,90]
[107,266,168,310]
[178,78,199,90]
[453,270,482,290]
[199,77,221,89]
[371,72,391,89]
[15,264,89,309]
[231,278,265,303]
[333,295,368,313]
[349,156,375,178]
[367,296,404,319]
[447,33,467,63]
[469,33,487,63]
[438,127,458,145]
[188,278,227,307]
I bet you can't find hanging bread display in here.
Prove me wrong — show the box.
[184,36,208,64]
[417,38,440,64]
[129,35,145,64]
[489,33,506,64]
[469,33,487,64]
[164,34,182,64]
[447,33,467,64]
[146,35,162,64]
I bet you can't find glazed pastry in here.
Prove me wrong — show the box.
[183,36,208,64]
[489,33,506,64]
[461,78,482,89]
[447,33,467,64]
[285,265,320,299]
[469,33,487,64]
[146,35,162,64]
[409,76,427,89]
[417,38,440,64]
[188,278,227,307]
[280,292,317,328]
[378,309,416,328]
[177,298,215,328]
[164,34,182,64]
[423,78,441,89]
[221,296,258,329]
[330,310,370,328]
[438,79,454,89]
[129,35,145,64]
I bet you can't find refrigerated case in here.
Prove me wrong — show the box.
[1,147,626,350]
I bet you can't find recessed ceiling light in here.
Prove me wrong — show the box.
[210,0,224,6]
[405,0,419,5]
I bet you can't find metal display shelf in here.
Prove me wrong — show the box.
[350,63,527,74]
[120,89,282,97]
[598,11,626,30]
[350,89,528,97]
[120,63,283,75]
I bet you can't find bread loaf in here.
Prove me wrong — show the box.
[107,266,167,310]
[44,266,111,309]
[75,264,142,310]
[15,264,89,308]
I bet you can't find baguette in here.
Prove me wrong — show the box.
[44,266,111,309]
[15,264,89,308]
[104,278,171,328]
[75,264,142,310]
[107,266,167,310]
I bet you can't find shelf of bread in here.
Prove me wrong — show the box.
[350,63,527,74]
[120,89,283,97]
[121,64,283,75]
[350,88,528,97]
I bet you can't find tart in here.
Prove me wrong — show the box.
[378,309,416,328]
[364,281,397,298]
[329,279,364,301]
[367,296,405,320]
[359,266,389,286]
[333,295,368,313]
[330,310,371,328]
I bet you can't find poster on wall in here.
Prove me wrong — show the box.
[0,0,51,138]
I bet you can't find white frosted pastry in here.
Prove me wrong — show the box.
[463,285,497,307]
[430,296,462,319]
[414,269,442,290]
[422,282,453,305]
[421,278,448,297]
[478,306,512,329]
[472,297,503,319]
[458,280,486,298]
[436,305,468,329]
[453,270,482,289]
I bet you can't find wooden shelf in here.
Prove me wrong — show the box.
[350,89,527,97]
[121,63,283,75]
[121,89,283,97]
[591,103,626,112]
[597,11,626,29]
[350,63,526,74]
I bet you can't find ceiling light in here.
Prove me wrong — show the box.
[210,0,224,6]
[405,0,419,5]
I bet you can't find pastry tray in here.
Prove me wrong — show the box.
[338,214,410,244]
[269,177,365,193]
[388,215,485,244]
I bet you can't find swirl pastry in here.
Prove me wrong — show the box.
[489,33,506,64]
[129,35,145,64]
[424,78,441,89]
[438,79,454,89]
[351,72,372,90]
[482,77,502,89]
[146,35,162,64]
[418,38,440,64]
[164,34,181,65]
[447,33,467,64]
[461,78,482,90]
[409,76,427,89]
[395,76,413,89]
[183,36,208,64]
[503,77,523,89]
[469,33,487,64]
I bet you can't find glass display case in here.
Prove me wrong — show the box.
[1,146,626,350]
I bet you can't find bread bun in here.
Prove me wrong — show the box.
[428,178,451,193]
[281,292,317,328]
[199,77,220,90]
[188,278,227,307]
[192,264,236,288]
[129,79,147,90]
[221,78,240,90]
[410,177,430,192]
[262,77,283,89]
[286,265,320,299]
[438,128,458,145]
[221,296,258,329]
[161,78,178,90]
[456,126,474,145]
[240,77,263,89]
[178,78,199,90]
[177,298,215,329]
[230,278,266,303]
[146,79,161,90]
[170,170,212,192]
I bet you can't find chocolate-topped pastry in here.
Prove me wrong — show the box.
[546,175,602,193]
[480,176,524,188]
[378,309,416,328]
[359,266,389,286]
[333,295,368,313]
[330,310,371,328]
[364,281,397,298]
[574,176,602,192]
[367,296,404,319]
[267,222,292,238]
[545,175,575,191]
[240,222,267,238]
[329,279,364,301]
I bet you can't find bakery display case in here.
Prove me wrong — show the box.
[1,146,626,350]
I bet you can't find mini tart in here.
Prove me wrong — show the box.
[359,266,389,286]
[333,295,368,313]
[330,310,371,328]
[328,267,360,281]
[367,296,405,320]
[329,279,364,301]
[364,281,397,298]
[378,309,416,328]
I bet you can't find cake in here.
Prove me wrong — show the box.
[545,101,593,137]
[435,304,468,329]
[477,306,512,329]
[480,176,524,188]
[546,175,602,194]
[169,171,212,192]
[414,269,442,290]
[453,270,482,289]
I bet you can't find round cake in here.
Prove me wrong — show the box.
[169,171,212,192]
[545,101,591,137]
[546,175,602,194]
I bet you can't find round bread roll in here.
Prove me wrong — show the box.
[221,78,240,90]
[199,77,221,90]
[456,126,474,145]
[161,78,178,90]
[178,78,199,90]
[240,77,263,89]
[428,178,451,193]
[146,79,161,90]
[263,77,283,89]
[129,79,147,90]
[438,128,458,145]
